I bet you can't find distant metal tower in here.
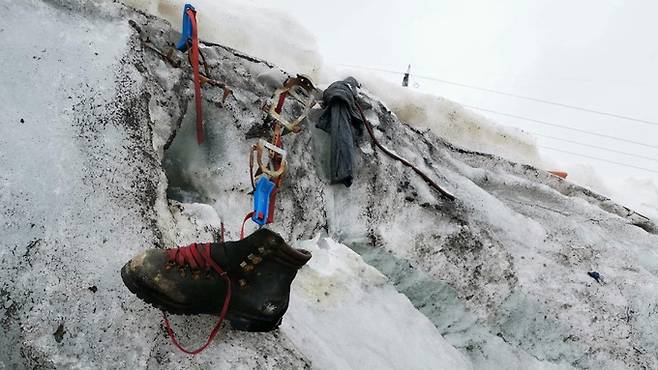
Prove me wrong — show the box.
[402,64,411,87]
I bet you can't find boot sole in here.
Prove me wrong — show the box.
[121,264,197,315]
[121,264,283,332]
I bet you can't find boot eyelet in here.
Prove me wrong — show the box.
[192,270,201,280]
[178,267,187,278]
[248,254,263,265]
[240,261,255,273]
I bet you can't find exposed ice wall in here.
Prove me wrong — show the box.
[158,32,658,369]
[282,236,473,370]
[3,1,657,369]
[123,0,657,220]
[122,0,545,169]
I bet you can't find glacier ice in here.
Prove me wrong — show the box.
[1,1,657,369]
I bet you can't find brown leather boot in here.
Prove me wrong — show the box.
[120,229,311,331]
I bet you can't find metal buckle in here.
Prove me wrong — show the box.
[266,75,321,133]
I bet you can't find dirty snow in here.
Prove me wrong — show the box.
[2,1,658,369]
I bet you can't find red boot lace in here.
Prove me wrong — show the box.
[162,242,232,355]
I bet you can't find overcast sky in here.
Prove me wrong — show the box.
[256,0,658,182]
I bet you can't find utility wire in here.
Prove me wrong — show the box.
[333,63,658,127]
[333,63,402,76]
[538,146,658,175]
[464,105,658,150]
[333,63,658,174]
[334,63,658,149]
[529,132,658,163]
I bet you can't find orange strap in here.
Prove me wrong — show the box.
[186,8,204,144]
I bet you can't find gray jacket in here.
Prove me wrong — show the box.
[316,77,363,187]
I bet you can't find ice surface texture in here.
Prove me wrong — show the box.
[1,1,657,369]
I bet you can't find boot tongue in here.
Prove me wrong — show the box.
[209,229,280,273]
[248,228,312,269]
[209,241,231,272]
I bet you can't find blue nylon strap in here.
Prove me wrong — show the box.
[176,4,196,51]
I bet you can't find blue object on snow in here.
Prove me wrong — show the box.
[252,176,276,226]
[588,271,602,283]
[176,4,196,51]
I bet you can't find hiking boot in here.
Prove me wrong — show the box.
[120,229,311,332]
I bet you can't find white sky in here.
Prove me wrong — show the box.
[256,0,658,182]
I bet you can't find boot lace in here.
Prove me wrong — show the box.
[162,242,232,355]
[165,242,226,275]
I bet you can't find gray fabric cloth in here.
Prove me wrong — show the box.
[316,77,363,187]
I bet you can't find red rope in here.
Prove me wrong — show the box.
[240,211,255,240]
[355,103,455,201]
[243,88,289,233]
[187,8,204,144]
[162,243,232,354]
[275,91,288,113]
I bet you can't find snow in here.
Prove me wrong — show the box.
[596,176,658,223]
[282,236,472,370]
[2,0,658,369]
[123,0,322,76]
[346,74,546,167]
[0,1,310,368]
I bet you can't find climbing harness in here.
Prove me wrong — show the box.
[176,4,204,144]
[354,103,456,201]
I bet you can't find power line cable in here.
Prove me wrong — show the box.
[333,63,402,76]
[333,63,658,127]
[464,105,658,150]
[333,63,658,174]
[538,146,658,174]
[529,132,658,163]
[332,62,649,87]
[414,74,658,127]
